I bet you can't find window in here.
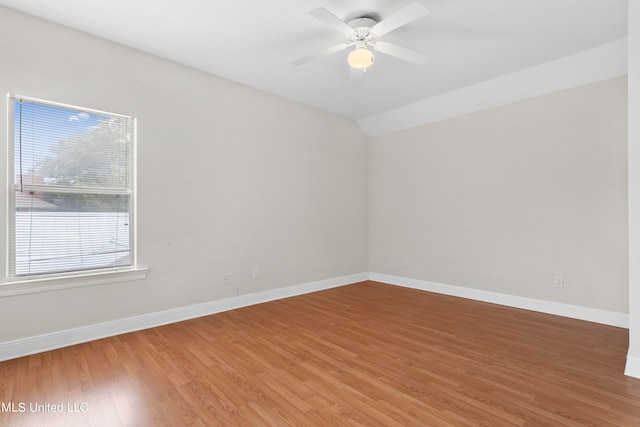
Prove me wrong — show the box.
[8,95,135,280]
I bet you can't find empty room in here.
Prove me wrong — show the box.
[1,0,640,426]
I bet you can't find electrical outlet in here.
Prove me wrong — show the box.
[402,259,409,268]
[252,269,259,280]
[223,274,230,286]
[554,276,564,288]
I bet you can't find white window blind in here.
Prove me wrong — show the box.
[8,95,135,279]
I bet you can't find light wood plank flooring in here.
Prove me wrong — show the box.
[2,281,640,426]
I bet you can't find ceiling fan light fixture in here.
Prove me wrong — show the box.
[348,48,374,70]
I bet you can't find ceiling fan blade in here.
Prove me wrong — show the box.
[373,41,429,65]
[309,7,356,35]
[371,1,429,36]
[293,43,350,66]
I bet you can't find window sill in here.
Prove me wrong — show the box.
[0,268,148,298]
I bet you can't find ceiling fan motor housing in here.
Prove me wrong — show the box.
[347,17,378,45]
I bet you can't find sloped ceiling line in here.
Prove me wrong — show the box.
[359,38,629,137]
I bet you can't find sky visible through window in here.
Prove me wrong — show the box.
[13,99,103,179]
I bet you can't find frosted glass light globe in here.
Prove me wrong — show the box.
[348,48,374,69]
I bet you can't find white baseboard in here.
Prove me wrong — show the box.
[1,271,630,363]
[0,272,368,362]
[369,272,629,328]
[625,356,640,379]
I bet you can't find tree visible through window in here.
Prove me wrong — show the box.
[8,95,135,278]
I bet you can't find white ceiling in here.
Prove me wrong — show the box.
[0,0,628,122]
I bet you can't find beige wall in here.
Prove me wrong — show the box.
[627,1,640,371]
[369,77,628,313]
[0,6,368,341]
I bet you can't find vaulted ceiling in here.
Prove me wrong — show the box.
[0,0,628,129]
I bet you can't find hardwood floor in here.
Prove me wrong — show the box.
[2,281,640,426]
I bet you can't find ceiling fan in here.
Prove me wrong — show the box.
[293,1,429,71]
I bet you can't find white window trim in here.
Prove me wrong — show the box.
[0,267,148,297]
[5,94,146,292]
